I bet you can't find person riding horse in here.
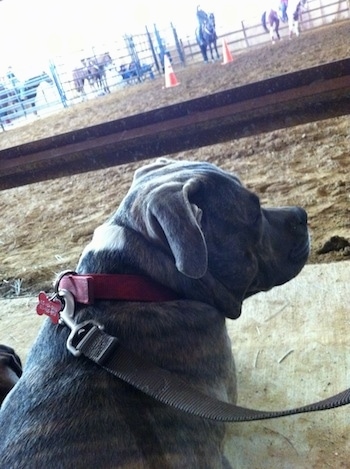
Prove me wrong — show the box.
[195,6,219,62]
[196,5,217,46]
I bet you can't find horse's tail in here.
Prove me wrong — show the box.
[261,11,269,33]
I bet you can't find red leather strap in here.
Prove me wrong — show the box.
[58,274,179,304]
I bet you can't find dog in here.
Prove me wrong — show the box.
[0,158,309,468]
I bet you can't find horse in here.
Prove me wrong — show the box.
[288,0,307,38]
[20,72,54,115]
[73,52,113,96]
[262,1,307,42]
[196,13,220,63]
[262,9,281,43]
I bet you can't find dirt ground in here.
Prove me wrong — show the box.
[0,20,349,469]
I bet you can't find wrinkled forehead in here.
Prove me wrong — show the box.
[133,159,242,189]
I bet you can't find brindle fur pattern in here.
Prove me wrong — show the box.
[0,159,309,468]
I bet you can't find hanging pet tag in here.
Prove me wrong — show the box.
[36,292,62,324]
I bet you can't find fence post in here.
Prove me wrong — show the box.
[154,24,171,71]
[49,61,68,108]
[124,34,144,81]
[241,20,249,48]
[146,26,161,74]
[171,23,185,65]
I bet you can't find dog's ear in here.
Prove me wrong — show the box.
[144,178,208,279]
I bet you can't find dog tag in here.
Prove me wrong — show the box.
[36,292,62,324]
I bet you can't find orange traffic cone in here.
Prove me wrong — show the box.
[164,54,180,88]
[221,39,234,65]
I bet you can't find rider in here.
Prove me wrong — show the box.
[196,5,208,26]
[196,5,208,44]
[279,0,288,22]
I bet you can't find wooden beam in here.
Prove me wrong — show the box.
[1,59,349,190]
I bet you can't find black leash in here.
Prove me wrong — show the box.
[70,315,350,422]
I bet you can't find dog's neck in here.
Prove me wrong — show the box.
[77,224,243,319]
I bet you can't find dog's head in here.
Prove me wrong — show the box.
[78,158,309,319]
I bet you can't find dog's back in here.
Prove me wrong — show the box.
[0,299,235,468]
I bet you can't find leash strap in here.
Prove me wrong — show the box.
[71,320,350,422]
[39,285,349,423]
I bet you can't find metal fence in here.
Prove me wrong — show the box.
[0,0,349,131]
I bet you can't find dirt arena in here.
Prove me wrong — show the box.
[1,19,349,298]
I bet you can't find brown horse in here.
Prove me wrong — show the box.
[72,52,113,95]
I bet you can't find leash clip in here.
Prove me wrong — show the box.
[58,289,104,357]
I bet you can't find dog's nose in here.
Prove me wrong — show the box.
[286,207,308,231]
[262,206,308,236]
[286,207,307,231]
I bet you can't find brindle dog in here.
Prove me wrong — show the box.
[0,159,309,468]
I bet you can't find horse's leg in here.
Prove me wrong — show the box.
[102,72,110,93]
[288,17,294,38]
[276,18,280,40]
[214,40,220,59]
[294,18,300,36]
[201,44,208,63]
[208,42,214,61]
[80,79,87,100]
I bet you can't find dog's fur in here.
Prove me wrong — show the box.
[0,159,309,468]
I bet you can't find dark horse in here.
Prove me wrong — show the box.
[73,52,113,96]
[20,72,53,115]
[196,13,220,63]
[262,9,281,43]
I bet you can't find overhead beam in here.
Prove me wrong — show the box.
[1,59,349,190]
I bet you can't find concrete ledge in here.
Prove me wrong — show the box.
[226,261,350,468]
[0,262,349,467]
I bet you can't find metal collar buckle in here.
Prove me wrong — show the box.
[57,289,104,357]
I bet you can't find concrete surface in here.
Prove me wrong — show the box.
[0,262,349,467]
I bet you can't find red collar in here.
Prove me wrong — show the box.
[58,273,179,305]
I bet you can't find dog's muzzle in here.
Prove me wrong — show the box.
[263,206,309,261]
[247,206,310,296]
[284,206,310,263]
